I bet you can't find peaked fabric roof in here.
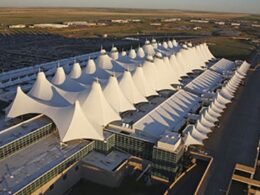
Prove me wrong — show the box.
[185,132,203,146]
[79,81,121,126]
[133,90,200,138]
[143,40,155,56]
[132,66,158,97]
[51,66,86,93]
[6,40,225,145]
[7,86,104,142]
[142,56,159,91]
[52,66,66,85]
[128,48,137,59]
[103,75,135,113]
[96,49,114,69]
[153,53,174,90]
[30,71,78,105]
[69,62,82,79]
[137,46,145,58]
[110,47,119,60]
[119,70,148,104]
[84,59,97,74]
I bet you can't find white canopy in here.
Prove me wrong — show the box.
[69,62,82,79]
[119,70,148,104]
[132,66,158,97]
[7,86,104,142]
[84,58,96,74]
[143,40,155,56]
[103,75,135,113]
[96,49,114,69]
[185,132,203,146]
[137,46,145,58]
[110,46,119,60]
[133,90,200,138]
[129,48,137,59]
[79,81,121,126]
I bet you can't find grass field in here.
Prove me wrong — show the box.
[208,37,255,61]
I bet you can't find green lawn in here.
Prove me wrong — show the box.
[208,37,255,61]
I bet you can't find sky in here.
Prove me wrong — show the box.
[0,0,259,14]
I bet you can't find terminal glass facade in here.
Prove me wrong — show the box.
[0,122,54,160]
[152,146,185,180]
[94,133,115,154]
[114,132,154,160]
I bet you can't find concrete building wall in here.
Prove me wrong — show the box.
[81,162,129,188]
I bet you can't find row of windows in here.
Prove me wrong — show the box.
[153,147,185,164]
[153,148,178,162]
[0,123,54,159]
[14,141,95,195]
[152,163,178,172]
[94,134,115,154]
[114,133,154,160]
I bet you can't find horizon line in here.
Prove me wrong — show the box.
[0,6,258,15]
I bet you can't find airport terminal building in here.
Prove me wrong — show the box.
[0,39,250,195]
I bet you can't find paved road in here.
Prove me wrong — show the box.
[168,160,208,195]
[204,67,260,194]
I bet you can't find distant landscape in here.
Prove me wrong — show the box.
[0,8,259,71]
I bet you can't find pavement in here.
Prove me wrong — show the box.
[168,160,208,195]
[203,66,260,194]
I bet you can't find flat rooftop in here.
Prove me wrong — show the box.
[0,115,51,147]
[0,131,90,194]
[122,94,172,124]
[158,131,181,146]
[82,150,129,172]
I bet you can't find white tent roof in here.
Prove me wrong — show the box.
[133,90,200,138]
[238,61,250,76]
[163,56,179,85]
[210,59,234,73]
[52,66,66,85]
[162,41,169,49]
[30,71,78,105]
[96,49,113,69]
[84,59,96,74]
[7,86,104,142]
[143,40,155,56]
[191,126,208,140]
[142,56,160,91]
[6,41,226,144]
[196,119,212,133]
[199,115,215,128]
[151,39,158,48]
[110,47,119,60]
[129,48,137,59]
[185,132,203,146]
[185,70,222,95]
[79,81,121,126]
[103,75,135,113]
[119,70,148,104]
[153,53,174,90]
[204,110,219,123]
[168,40,173,49]
[169,54,185,79]
[132,66,158,97]
[30,71,56,101]
[137,46,145,58]
[69,62,82,79]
